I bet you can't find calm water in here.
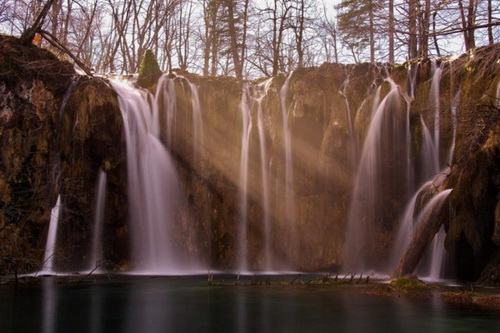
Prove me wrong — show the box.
[1,275,499,332]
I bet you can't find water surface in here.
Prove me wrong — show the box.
[1,275,499,332]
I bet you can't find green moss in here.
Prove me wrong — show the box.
[388,278,428,293]
[137,49,162,89]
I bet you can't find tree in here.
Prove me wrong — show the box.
[458,0,477,50]
[388,0,394,63]
[337,0,382,63]
[318,1,339,63]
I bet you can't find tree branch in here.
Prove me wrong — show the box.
[39,29,93,76]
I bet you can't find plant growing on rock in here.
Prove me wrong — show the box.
[137,49,162,90]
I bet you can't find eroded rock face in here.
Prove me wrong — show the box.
[0,36,127,274]
[0,35,74,273]
[58,77,127,271]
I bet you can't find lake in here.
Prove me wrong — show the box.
[1,275,499,332]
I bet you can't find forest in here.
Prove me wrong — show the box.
[0,0,498,79]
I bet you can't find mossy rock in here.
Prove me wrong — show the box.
[388,277,428,293]
[137,49,162,89]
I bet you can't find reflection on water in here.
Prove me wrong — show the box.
[1,275,500,332]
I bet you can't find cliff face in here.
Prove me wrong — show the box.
[0,35,74,273]
[58,77,127,270]
[0,36,127,273]
[1,34,499,281]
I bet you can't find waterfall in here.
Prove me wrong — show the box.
[155,74,204,164]
[390,61,456,278]
[40,78,78,275]
[419,189,452,280]
[448,90,460,165]
[340,72,356,166]
[89,169,107,271]
[187,80,204,166]
[429,61,444,164]
[112,79,198,274]
[420,115,440,177]
[389,180,433,268]
[41,195,61,274]
[238,86,253,272]
[256,91,272,271]
[280,72,297,265]
[497,81,500,107]
[237,79,273,271]
[427,225,447,280]
[344,78,409,271]
[407,62,419,99]
[155,75,177,144]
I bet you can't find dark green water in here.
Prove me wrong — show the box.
[1,275,499,332]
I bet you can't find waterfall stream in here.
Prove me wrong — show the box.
[41,195,61,275]
[89,169,107,271]
[112,79,200,274]
[344,78,409,271]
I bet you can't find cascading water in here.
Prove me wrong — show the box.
[155,75,177,144]
[340,72,356,166]
[155,74,204,163]
[238,79,273,271]
[40,78,78,275]
[187,80,204,165]
[89,169,107,271]
[40,195,61,275]
[390,60,457,279]
[344,78,410,271]
[427,225,447,280]
[112,79,199,274]
[420,115,440,178]
[238,86,253,272]
[280,72,297,265]
[429,61,445,163]
[256,81,272,271]
[496,80,500,106]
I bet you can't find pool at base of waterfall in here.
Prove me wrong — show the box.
[1,275,500,332]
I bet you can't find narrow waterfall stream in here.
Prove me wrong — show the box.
[238,86,253,272]
[41,196,61,275]
[89,169,107,271]
[280,72,297,266]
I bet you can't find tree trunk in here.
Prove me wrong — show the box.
[432,12,441,57]
[466,0,476,49]
[240,0,249,78]
[418,0,430,59]
[296,0,305,68]
[458,0,476,50]
[369,0,375,63]
[388,0,394,64]
[488,0,494,45]
[225,0,242,80]
[408,0,418,59]
[20,0,57,44]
